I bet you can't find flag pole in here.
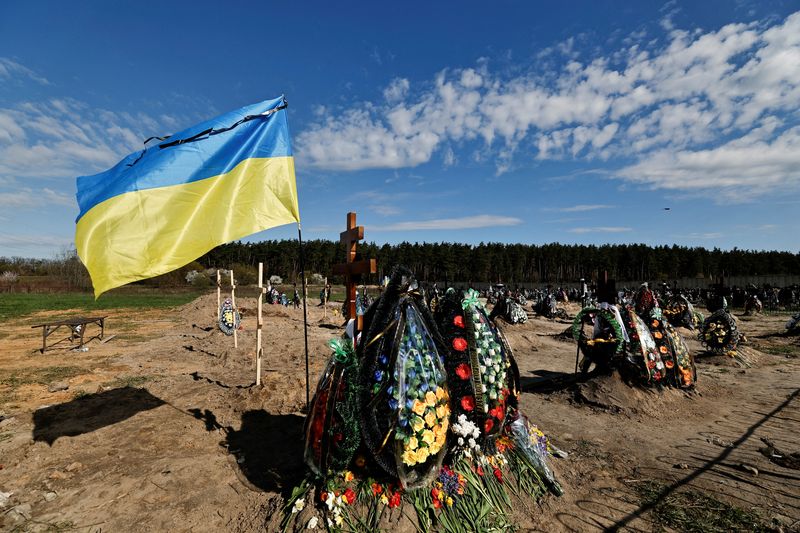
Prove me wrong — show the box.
[298,223,311,411]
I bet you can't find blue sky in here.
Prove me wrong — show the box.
[1,0,799,258]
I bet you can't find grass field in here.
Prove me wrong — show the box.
[0,291,203,321]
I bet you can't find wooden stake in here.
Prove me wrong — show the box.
[323,276,328,320]
[230,269,238,349]
[256,262,264,386]
[216,269,221,320]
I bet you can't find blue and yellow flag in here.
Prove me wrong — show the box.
[75,96,300,297]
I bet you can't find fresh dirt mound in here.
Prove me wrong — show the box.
[570,371,693,415]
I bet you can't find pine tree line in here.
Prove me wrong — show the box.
[197,240,800,284]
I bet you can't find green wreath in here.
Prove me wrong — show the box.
[572,307,625,354]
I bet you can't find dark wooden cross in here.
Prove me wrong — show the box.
[333,212,377,334]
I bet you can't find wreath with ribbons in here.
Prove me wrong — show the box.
[571,307,625,373]
[699,309,740,354]
[303,338,362,477]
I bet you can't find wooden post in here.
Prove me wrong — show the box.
[323,276,328,320]
[230,269,238,349]
[216,270,221,320]
[333,212,377,339]
[256,262,265,386]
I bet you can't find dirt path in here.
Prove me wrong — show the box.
[1,295,798,532]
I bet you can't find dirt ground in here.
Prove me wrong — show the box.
[0,294,798,532]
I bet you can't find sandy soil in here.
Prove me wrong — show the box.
[0,295,797,532]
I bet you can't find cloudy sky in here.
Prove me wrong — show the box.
[1,0,799,258]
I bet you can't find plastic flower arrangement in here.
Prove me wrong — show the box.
[391,308,451,469]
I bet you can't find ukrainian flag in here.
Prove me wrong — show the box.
[75,96,300,298]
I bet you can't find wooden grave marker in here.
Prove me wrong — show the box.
[333,212,376,337]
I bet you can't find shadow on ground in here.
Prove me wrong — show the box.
[190,407,306,496]
[33,386,165,445]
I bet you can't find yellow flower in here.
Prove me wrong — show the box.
[435,431,447,448]
[412,400,427,416]
[424,410,436,428]
[425,391,437,407]
[429,442,441,455]
[422,429,435,445]
[446,497,453,507]
[411,416,425,433]
[416,446,430,464]
[343,470,354,482]
[440,418,449,433]
[402,449,417,465]
[408,436,418,450]
[435,387,446,400]
[436,404,447,419]
[380,493,389,505]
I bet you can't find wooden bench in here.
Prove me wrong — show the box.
[30,316,107,353]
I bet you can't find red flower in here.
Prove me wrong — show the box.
[460,396,475,412]
[665,360,675,369]
[433,497,442,509]
[453,315,465,328]
[476,466,484,477]
[320,491,328,503]
[493,468,503,483]
[455,363,472,380]
[371,483,383,496]
[453,338,468,352]
[484,418,494,433]
[388,491,402,508]
[344,488,356,505]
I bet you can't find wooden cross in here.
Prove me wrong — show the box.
[333,212,376,334]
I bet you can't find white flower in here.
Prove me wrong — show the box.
[292,497,306,514]
[481,384,487,393]
[325,492,336,511]
[472,428,480,439]
[468,437,476,448]
[307,516,318,529]
[457,437,464,446]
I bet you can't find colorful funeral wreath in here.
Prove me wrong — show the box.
[435,289,519,446]
[622,307,665,383]
[699,309,740,354]
[572,307,625,371]
[358,266,450,490]
[304,339,362,476]
[218,298,240,335]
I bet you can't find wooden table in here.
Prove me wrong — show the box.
[30,316,107,353]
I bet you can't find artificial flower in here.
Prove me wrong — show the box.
[453,315,465,328]
[461,396,475,411]
[453,338,468,351]
[455,363,472,380]
[425,391,437,407]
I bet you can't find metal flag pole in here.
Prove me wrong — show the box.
[298,223,311,410]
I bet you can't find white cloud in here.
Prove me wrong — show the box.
[0,187,75,208]
[0,57,49,85]
[568,226,632,233]
[545,204,616,213]
[372,214,522,231]
[296,11,800,200]
[0,233,72,255]
[0,98,175,183]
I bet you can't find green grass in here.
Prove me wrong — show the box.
[632,480,778,532]
[0,365,86,387]
[0,291,202,321]
[756,344,798,357]
[108,375,151,389]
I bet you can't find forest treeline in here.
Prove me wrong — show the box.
[196,240,800,284]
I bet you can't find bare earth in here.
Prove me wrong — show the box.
[1,294,798,532]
